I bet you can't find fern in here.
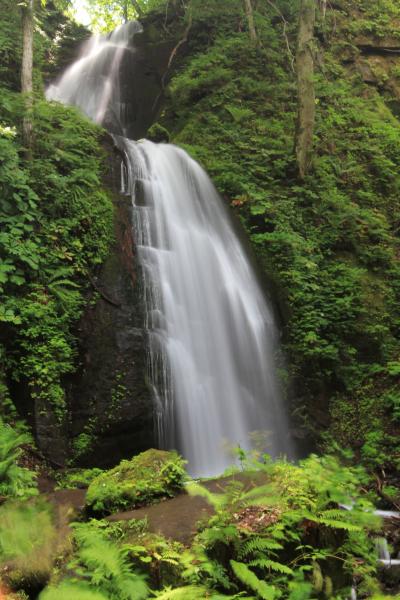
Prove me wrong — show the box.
[240,485,279,508]
[0,419,37,499]
[40,583,109,600]
[303,510,362,532]
[239,538,283,558]
[230,561,277,600]
[155,584,255,599]
[248,559,293,575]
[40,524,148,600]
[74,526,148,600]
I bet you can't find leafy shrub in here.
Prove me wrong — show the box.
[0,419,37,501]
[55,468,104,490]
[86,449,187,515]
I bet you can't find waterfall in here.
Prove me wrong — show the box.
[46,22,294,477]
[46,21,143,136]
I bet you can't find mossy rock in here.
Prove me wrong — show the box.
[146,123,170,143]
[85,449,187,516]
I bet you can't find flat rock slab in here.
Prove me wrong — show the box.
[107,492,213,545]
[107,472,267,545]
[47,488,87,512]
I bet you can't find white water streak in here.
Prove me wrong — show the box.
[46,22,294,477]
[119,139,294,476]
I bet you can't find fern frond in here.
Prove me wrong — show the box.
[230,560,277,600]
[319,509,350,520]
[40,582,108,600]
[301,511,361,531]
[187,482,225,510]
[316,518,361,531]
[241,485,278,505]
[248,559,293,575]
[154,585,212,599]
[239,537,283,558]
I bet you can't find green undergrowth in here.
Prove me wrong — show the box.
[85,449,187,516]
[156,0,400,478]
[0,90,114,428]
[0,418,37,501]
[3,451,395,599]
[55,467,104,490]
[0,0,114,453]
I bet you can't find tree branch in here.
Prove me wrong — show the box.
[152,4,192,112]
[266,0,295,73]
[87,272,121,308]
[166,11,192,72]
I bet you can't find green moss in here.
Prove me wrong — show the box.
[146,123,170,143]
[85,449,187,516]
[55,468,104,490]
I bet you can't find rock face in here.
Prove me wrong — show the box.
[66,138,154,467]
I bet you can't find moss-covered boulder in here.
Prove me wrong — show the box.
[85,449,187,515]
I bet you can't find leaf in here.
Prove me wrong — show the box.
[230,561,276,600]
[248,559,294,575]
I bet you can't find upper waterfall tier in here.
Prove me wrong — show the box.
[46,21,169,139]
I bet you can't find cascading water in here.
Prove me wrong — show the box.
[47,21,294,476]
[47,21,143,136]
[117,137,293,476]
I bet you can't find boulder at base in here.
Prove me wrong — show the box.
[85,449,187,516]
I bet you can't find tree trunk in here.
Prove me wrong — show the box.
[131,0,143,18]
[295,0,316,179]
[243,0,258,44]
[21,0,34,155]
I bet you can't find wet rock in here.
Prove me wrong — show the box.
[65,138,154,468]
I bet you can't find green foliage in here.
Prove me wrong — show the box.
[0,419,37,500]
[231,560,276,599]
[40,523,148,600]
[84,0,166,32]
[55,467,104,490]
[86,449,187,515]
[41,584,109,600]
[0,89,113,424]
[186,453,380,599]
[0,500,59,591]
[160,0,400,473]
[147,123,171,143]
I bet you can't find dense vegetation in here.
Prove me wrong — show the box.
[0,0,399,598]
[155,0,400,485]
[0,0,113,442]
